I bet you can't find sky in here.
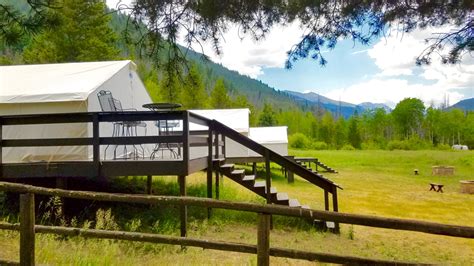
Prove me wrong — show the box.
[107,1,473,108]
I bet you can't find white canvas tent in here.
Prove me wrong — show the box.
[188,109,250,158]
[249,126,288,156]
[0,60,153,163]
[187,109,289,158]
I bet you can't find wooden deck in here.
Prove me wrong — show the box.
[1,110,341,233]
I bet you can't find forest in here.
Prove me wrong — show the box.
[1,0,473,150]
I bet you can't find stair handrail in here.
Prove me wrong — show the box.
[188,112,341,194]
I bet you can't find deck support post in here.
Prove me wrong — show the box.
[207,127,213,219]
[252,162,257,176]
[178,175,187,237]
[215,170,220,200]
[257,213,270,266]
[331,187,340,233]
[20,193,35,266]
[146,175,152,195]
[264,150,271,204]
[324,190,329,211]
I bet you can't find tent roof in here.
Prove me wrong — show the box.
[190,109,250,132]
[249,126,288,144]
[0,60,134,104]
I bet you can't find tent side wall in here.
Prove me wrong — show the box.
[87,64,155,160]
[1,101,89,163]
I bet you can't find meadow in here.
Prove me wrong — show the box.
[0,150,473,264]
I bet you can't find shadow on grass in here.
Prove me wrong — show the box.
[0,172,315,235]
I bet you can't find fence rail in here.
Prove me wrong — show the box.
[0,182,473,265]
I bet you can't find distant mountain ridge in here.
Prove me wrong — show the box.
[451,98,474,111]
[284,91,391,118]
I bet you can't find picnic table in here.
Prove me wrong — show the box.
[429,183,444,193]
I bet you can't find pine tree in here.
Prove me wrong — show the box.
[258,103,277,126]
[210,78,231,109]
[347,116,362,149]
[23,0,119,63]
[181,64,207,109]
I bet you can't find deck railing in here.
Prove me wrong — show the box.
[0,111,222,177]
[0,182,473,265]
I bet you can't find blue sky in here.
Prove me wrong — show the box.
[106,0,473,108]
[196,23,473,108]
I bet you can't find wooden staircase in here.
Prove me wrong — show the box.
[295,158,338,173]
[218,163,304,208]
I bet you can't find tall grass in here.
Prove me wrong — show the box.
[0,150,473,264]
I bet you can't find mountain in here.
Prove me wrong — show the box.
[450,98,474,111]
[358,102,392,113]
[110,10,391,118]
[284,91,391,118]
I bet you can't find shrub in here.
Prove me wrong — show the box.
[361,141,383,150]
[387,140,409,150]
[289,133,311,149]
[436,143,451,150]
[311,141,328,150]
[341,144,355,150]
[387,139,433,150]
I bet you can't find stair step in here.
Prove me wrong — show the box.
[254,181,266,188]
[220,163,234,172]
[231,169,245,176]
[289,199,301,207]
[276,193,289,201]
[271,187,277,194]
[301,205,310,209]
[242,175,255,182]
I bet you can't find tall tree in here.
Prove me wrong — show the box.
[210,78,231,109]
[233,94,257,126]
[319,112,335,145]
[347,116,362,149]
[258,103,277,126]
[23,0,119,63]
[392,98,425,139]
[181,64,207,109]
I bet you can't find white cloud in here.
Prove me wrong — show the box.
[329,26,474,107]
[185,23,305,78]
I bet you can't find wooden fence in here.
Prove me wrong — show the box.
[0,182,473,266]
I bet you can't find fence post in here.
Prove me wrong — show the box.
[20,193,35,266]
[257,213,270,266]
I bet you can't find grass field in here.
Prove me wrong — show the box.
[0,150,473,264]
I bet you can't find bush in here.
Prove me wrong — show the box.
[341,144,355,150]
[311,141,328,150]
[289,133,311,149]
[387,140,409,150]
[387,139,433,150]
[361,141,383,150]
[436,143,451,150]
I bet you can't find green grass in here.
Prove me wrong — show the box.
[0,150,473,264]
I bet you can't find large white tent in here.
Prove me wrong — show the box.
[249,126,288,156]
[1,60,289,163]
[189,109,250,158]
[0,60,153,162]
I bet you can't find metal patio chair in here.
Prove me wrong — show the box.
[97,90,147,160]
